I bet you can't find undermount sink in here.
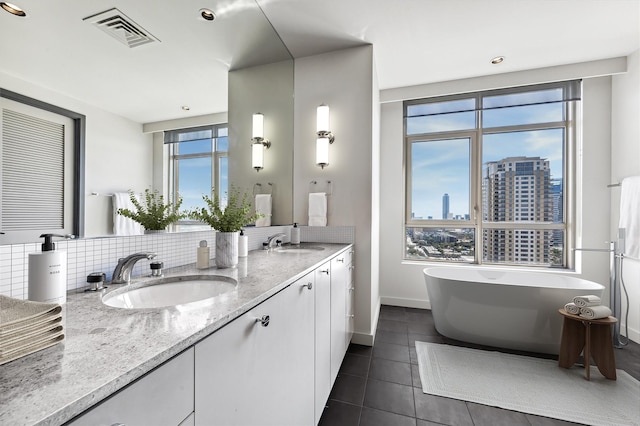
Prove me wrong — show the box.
[274,245,325,254]
[102,275,237,309]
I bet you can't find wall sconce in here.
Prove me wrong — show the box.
[251,113,271,172]
[316,104,335,169]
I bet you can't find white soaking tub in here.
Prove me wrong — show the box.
[424,266,605,354]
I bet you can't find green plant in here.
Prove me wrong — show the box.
[188,187,262,232]
[117,189,186,231]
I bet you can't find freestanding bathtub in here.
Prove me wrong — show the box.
[424,267,605,354]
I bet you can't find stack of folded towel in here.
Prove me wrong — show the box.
[0,295,64,365]
[564,295,612,320]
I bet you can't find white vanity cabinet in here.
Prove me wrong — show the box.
[314,261,331,425]
[194,271,316,426]
[330,251,349,384]
[68,347,194,426]
[346,248,355,346]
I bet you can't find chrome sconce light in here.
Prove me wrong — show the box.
[316,104,335,169]
[251,113,271,172]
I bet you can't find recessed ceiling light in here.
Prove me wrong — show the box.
[491,56,505,65]
[181,106,191,111]
[199,8,215,21]
[1,2,26,16]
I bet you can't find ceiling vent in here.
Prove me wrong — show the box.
[83,8,160,48]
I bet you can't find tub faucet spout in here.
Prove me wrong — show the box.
[111,252,157,284]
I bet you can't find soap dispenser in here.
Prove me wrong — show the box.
[28,234,68,304]
[197,240,210,269]
[238,229,248,257]
[291,223,300,245]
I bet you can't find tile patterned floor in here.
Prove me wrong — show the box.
[319,305,640,426]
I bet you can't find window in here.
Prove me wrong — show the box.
[405,81,580,267]
[0,90,84,244]
[164,124,228,231]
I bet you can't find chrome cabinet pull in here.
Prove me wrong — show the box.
[301,282,313,290]
[337,258,345,263]
[255,315,270,327]
[319,269,329,275]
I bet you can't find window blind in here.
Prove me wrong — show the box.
[2,109,65,230]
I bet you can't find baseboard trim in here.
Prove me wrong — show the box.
[351,332,374,346]
[619,324,639,345]
[351,300,381,347]
[380,296,431,310]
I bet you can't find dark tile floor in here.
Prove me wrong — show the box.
[319,305,640,426]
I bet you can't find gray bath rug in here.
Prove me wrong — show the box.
[415,341,639,426]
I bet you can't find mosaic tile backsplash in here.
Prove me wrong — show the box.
[0,226,354,300]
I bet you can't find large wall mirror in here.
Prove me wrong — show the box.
[0,0,293,244]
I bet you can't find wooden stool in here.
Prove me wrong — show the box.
[558,308,617,380]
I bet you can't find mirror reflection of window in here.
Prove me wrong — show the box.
[0,96,77,244]
[165,124,228,232]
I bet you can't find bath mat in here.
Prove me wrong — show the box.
[415,342,640,426]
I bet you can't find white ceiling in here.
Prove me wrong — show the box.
[1,0,638,124]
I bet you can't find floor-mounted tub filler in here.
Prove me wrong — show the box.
[424,266,605,354]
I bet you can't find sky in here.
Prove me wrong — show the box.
[175,133,229,211]
[408,90,565,219]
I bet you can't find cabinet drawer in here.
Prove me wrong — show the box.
[68,348,194,426]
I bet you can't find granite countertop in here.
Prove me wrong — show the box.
[0,243,350,426]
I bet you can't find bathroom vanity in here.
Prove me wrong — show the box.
[0,243,354,426]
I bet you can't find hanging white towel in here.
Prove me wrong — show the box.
[572,294,601,308]
[619,175,640,259]
[580,305,612,320]
[564,302,580,315]
[113,193,144,236]
[255,194,272,227]
[309,192,327,226]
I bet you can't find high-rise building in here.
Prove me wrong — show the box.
[482,156,552,264]
[442,193,449,220]
[551,179,564,247]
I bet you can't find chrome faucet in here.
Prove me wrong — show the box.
[111,252,157,284]
[263,233,286,250]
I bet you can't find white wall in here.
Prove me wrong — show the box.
[379,61,619,312]
[293,45,378,344]
[0,72,153,238]
[228,60,294,225]
[611,49,640,343]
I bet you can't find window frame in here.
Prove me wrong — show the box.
[165,124,228,229]
[0,88,85,241]
[404,81,578,268]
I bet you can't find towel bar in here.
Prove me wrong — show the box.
[253,182,273,195]
[309,179,332,196]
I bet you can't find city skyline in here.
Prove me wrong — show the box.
[411,128,563,220]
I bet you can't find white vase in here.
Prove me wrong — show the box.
[215,231,239,268]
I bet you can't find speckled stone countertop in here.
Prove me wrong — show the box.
[0,243,351,426]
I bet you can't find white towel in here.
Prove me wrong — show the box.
[113,193,144,236]
[580,305,612,320]
[255,194,272,227]
[619,175,640,259]
[309,192,327,227]
[572,295,601,308]
[564,302,580,315]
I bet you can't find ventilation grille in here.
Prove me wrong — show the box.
[83,8,159,48]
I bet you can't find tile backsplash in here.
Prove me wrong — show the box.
[0,226,354,300]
